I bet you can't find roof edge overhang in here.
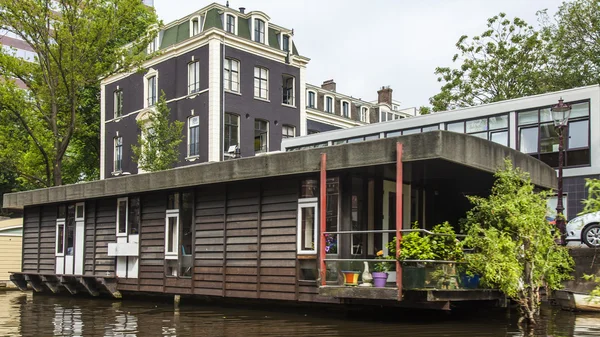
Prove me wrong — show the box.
[2,131,557,209]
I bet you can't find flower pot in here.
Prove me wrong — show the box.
[372,272,388,288]
[342,271,360,286]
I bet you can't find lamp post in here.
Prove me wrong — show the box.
[551,98,571,246]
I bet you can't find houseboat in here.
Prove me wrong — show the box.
[3,131,556,310]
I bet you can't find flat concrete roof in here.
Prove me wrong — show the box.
[2,131,557,209]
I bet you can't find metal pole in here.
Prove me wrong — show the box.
[556,127,566,245]
[319,153,327,286]
[396,143,403,300]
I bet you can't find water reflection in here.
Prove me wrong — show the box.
[0,290,599,336]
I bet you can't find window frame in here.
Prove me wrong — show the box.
[282,74,295,106]
[116,197,128,237]
[341,100,350,118]
[297,198,318,255]
[187,115,200,158]
[282,34,290,52]
[224,113,240,154]
[226,14,236,34]
[254,18,265,43]
[187,61,200,95]
[224,58,240,93]
[165,210,179,260]
[144,69,159,108]
[282,124,296,139]
[360,107,368,122]
[114,89,123,118]
[254,119,269,154]
[307,90,316,108]
[325,95,334,113]
[113,136,123,173]
[254,67,269,100]
[55,220,66,256]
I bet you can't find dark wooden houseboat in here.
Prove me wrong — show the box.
[4,131,556,309]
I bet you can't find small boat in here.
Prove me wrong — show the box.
[555,290,600,312]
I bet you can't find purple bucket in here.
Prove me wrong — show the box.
[372,272,388,288]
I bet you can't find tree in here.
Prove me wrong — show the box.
[540,0,600,91]
[418,106,431,115]
[580,179,600,215]
[430,13,550,111]
[0,0,158,187]
[462,160,573,325]
[132,92,184,172]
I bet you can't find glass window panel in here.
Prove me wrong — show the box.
[466,118,487,133]
[167,217,177,254]
[570,102,589,118]
[539,152,559,168]
[519,127,538,153]
[488,115,508,130]
[364,134,379,140]
[568,120,589,149]
[347,137,363,143]
[333,139,346,145]
[118,200,127,234]
[57,205,66,219]
[167,193,179,210]
[567,149,590,167]
[129,197,140,235]
[518,110,538,125]
[56,224,64,254]
[446,122,464,133]
[180,193,193,257]
[422,125,439,132]
[386,131,402,137]
[402,128,420,135]
[301,207,316,251]
[540,123,559,153]
[540,108,553,123]
[491,131,508,146]
[66,216,74,256]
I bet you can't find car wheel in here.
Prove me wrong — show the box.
[582,224,600,248]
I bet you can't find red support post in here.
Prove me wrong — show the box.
[319,153,327,287]
[396,143,403,300]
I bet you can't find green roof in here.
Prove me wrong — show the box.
[238,17,251,40]
[268,28,279,49]
[203,8,222,30]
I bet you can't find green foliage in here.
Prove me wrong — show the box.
[462,159,573,325]
[430,13,549,111]
[0,0,158,187]
[373,250,393,272]
[418,106,431,115]
[431,222,463,261]
[132,92,184,172]
[583,274,600,300]
[580,179,600,215]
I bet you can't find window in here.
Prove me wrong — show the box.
[188,61,200,94]
[282,34,290,52]
[325,96,333,113]
[226,14,235,34]
[254,18,265,43]
[224,113,239,153]
[307,91,316,108]
[117,198,128,236]
[147,75,157,106]
[114,90,123,118]
[192,18,199,35]
[517,101,590,167]
[446,114,509,147]
[254,119,269,153]
[65,205,75,256]
[114,137,123,172]
[165,192,193,278]
[297,199,318,254]
[56,221,65,255]
[147,36,158,53]
[224,58,240,93]
[282,74,295,106]
[187,116,200,157]
[282,125,295,139]
[360,107,368,122]
[254,67,268,99]
[128,197,140,235]
[342,101,349,117]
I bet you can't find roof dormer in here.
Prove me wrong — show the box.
[249,11,270,45]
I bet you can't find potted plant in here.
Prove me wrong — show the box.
[372,250,392,288]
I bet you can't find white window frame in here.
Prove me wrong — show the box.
[189,15,204,36]
[165,210,179,260]
[341,100,350,118]
[282,74,295,107]
[224,58,240,93]
[307,90,316,109]
[188,60,200,95]
[360,107,368,123]
[55,220,66,256]
[254,67,269,100]
[113,136,123,173]
[143,68,159,108]
[147,34,159,54]
[254,119,269,154]
[75,202,85,221]
[187,115,200,158]
[114,89,123,118]
[280,33,292,52]
[325,95,334,113]
[297,198,318,255]
[252,17,267,44]
[116,197,128,237]
[225,13,238,35]
[282,124,296,139]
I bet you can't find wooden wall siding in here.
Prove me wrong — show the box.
[137,194,166,293]
[21,206,40,273]
[93,199,117,276]
[39,206,56,273]
[84,201,96,275]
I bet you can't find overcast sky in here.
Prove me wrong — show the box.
[153,0,564,109]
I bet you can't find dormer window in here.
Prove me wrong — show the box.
[360,107,368,122]
[282,34,290,52]
[226,14,235,34]
[192,18,199,35]
[254,19,265,43]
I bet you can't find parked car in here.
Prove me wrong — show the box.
[566,211,600,247]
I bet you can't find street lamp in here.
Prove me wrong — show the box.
[551,97,571,245]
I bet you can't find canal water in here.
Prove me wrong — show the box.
[0,291,599,336]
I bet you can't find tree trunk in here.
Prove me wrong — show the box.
[53,159,62,186]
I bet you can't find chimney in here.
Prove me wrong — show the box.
[321,79,336,92]
[377,86,392,105]
[239,7,245,14]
